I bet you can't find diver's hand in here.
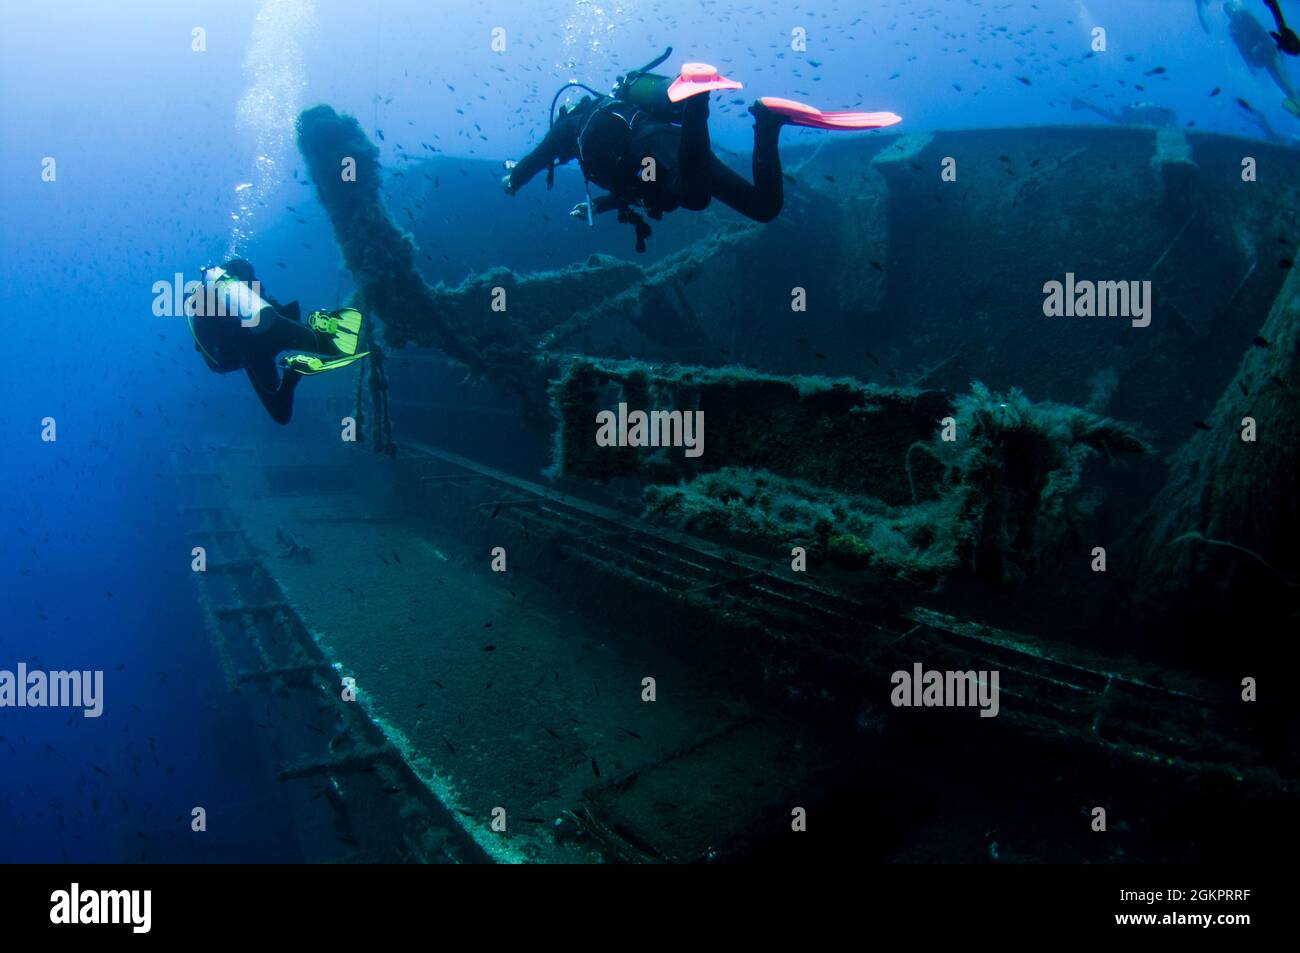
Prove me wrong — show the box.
[569,202,590,220]
[1273,27,1300,56]
[501,159,519,196]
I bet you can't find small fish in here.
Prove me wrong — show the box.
[591,757,601,778]
[376,129,385,141]
[1145,66,1166,76]
[619,727,642,739]
[482,644,496,652]
[1015,76,1031,86]
[814,352,828,361]
[1237,98,1254,113]
[392,550,401,564]
[429,679,444,689]
[1209,87,1221,97]
[865,351,880,366]
[1253,335,1272,348]
[336,836,360,846]
[543,727,561,740]
[490,503,502,519]
[593,681,600,696]
[869,260,884,272]
[442,735,457,755]
[998,155,1012,163]
[1192,420,1211,431]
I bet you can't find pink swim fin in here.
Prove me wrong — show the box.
[759,96,902,131]
[667,63,744,102]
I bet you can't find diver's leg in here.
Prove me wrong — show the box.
[678,94,714,211]
[237,324,306,425]
[706,112,784,223]
[253,310,329,354]
[244,355,301,425]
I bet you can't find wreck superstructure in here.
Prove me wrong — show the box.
[182,107,1300,862]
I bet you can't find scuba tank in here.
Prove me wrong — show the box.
[196,265,273,328]
[187,264,274,372]
[546,48,680,127]
[611,47,681,122]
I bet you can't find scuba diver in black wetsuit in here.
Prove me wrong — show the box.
[502,49,901,252]
[1263,0,1300,54]
[1227,1,1300,115]
[186,259,369,425]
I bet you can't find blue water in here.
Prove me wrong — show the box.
[2,0,1298,863]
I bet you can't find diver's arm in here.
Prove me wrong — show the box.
[505,116,580,193]
[570,193,624,219]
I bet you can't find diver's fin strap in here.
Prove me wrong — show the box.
[281,351,371,376]
[308,309,365,356]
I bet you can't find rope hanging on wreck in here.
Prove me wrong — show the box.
[367,343,395,457]
[348,301,394,457]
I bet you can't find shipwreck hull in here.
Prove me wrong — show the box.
[178,437,1295,863]
[177,112,1300,862]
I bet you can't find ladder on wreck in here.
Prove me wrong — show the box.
[172,448,490,864]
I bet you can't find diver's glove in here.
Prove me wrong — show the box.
[569,202,590,220]
[1273,27,1300,56]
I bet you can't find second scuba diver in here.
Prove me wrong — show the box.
[187,259,369,425]
[1227,0,1300,114]
[1263,0,1300,55]
[502,50,901,251]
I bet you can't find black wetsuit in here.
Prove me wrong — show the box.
[1264,0,1300,55]
[509,95,784,243]
[191,267,334,425]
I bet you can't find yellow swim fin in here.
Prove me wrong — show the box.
[280,351,371,376]
[308,308,365,357]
